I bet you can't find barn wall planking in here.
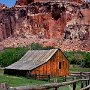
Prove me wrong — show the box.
[31,50,69,77]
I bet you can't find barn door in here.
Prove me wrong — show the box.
[62,60,67,76]
[58,61,65,76]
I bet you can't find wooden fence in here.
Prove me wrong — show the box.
[0,72,90,90]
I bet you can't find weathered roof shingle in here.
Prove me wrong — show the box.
[5,49,58,70]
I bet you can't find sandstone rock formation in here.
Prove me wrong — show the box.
[0,1,90,52]
[16,0,82,6]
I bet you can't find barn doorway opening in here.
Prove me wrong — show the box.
[27,0,34,4]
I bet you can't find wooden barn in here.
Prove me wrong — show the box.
[4,49,69,78]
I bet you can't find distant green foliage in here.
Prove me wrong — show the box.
[43,46,54,50]
[0,43,54,67]
[1,42,89,68]
[0,47,29,67]
[83,53,90,68]
[70,67,90,72]
[31,43,54,50]
[0,73,47,87]
[64,51,90,68]
[31,43,43,50]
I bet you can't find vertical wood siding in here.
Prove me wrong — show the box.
[31,50,69,77]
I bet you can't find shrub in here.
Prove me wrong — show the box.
[30,43,43,50]
[43,46,54,50]
[0,43,54,67]
[31,43,54,50]
[64,51,90,68]
[0,47,29,67]
[82,52,90,68]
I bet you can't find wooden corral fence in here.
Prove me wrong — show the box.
[0,72,90,90]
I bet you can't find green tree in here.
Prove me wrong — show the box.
[0,47,29,67]
[30,43,43,50]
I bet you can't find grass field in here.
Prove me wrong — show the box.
[0,68,47,87]
[0,67,90,90]
[0,74,48,87]
[70,68,90,72]
[70,65,90,72]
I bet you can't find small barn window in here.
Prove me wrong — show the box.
[63,61,65,66]
[59,62,61,69]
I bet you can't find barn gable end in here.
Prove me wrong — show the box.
[31,49,69,77]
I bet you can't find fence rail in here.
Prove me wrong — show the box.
[0,78,90,90]
[80,84,90,90]
[0,72,90,90]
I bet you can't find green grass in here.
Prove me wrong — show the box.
[0,74,47,87]
[70,65,90,72]
[0,68,3,75]
[70,67,90,72]
[0,69,71,90]
[0,67,90,89]
[0,47,29,67]
[0,68,47,87]
[58,86,70,90]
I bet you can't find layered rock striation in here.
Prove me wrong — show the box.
[0,1,90,51]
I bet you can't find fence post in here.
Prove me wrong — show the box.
[35,74,37,80]
[83,74,88,87]
[73,76,76,90]
[85,76,88,87]
[88,76,90,85]
[62,76,67,82]
[54,87,58,90]
[0,83,10,90]
[64,76,66,82]
[48,75,50,82]
[87,76,90,90]
[80,72,84,88]
[87,79,89,85]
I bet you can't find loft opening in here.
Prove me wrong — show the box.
[59,62,61,69]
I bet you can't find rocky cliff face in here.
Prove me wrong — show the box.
[0,2,67,40]
[16,0,82,5]
[0,8,16,41]
[0,1,90,51]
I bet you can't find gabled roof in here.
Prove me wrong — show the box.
[5,49,58,70]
